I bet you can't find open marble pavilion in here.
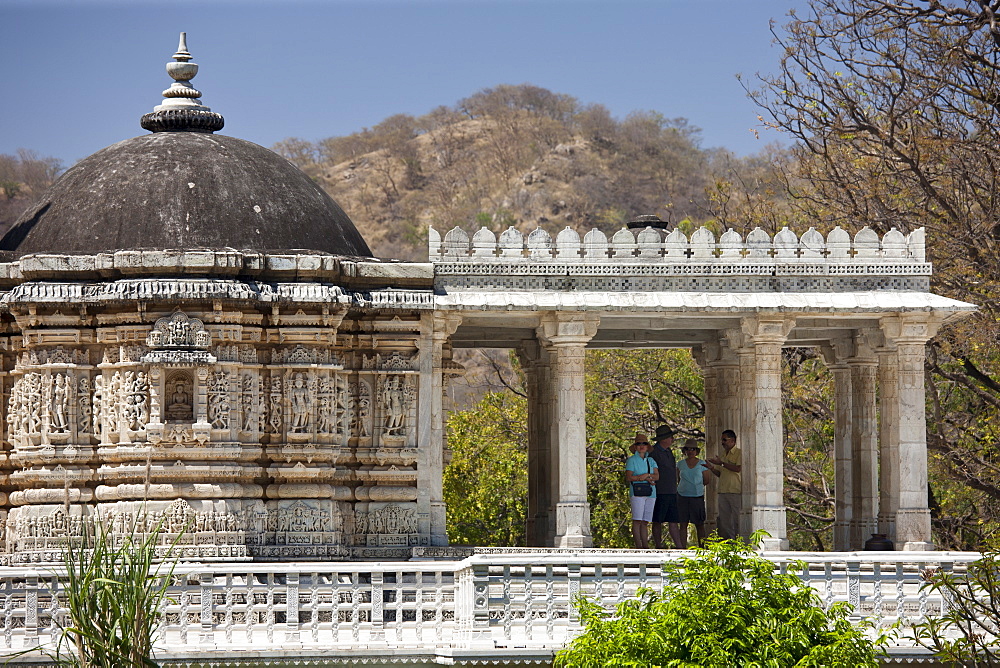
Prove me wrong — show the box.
[0,36,975,569]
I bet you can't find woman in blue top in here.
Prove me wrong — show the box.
[676,439,712,548]
[625,432,659,549]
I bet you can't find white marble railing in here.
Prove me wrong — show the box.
[0,551,978,661]
[429,225,927,264]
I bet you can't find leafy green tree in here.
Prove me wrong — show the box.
[555,536,885,667]
[443,390,528,546]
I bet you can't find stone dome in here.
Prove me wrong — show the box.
[0,33,372,258]
[0,132,373,257]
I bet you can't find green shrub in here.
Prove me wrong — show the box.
[556,534,885,667]
[53,516,178,668]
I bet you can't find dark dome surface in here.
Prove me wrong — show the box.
[1,132,373,257]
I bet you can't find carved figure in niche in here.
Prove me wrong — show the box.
[257,377,266,433]
[241,374,259,432]
[92,375,105,437]
[50,374,69,433]
[147,311,212,350]
[316,377,334,434]
[25,374,42,434]
[355,382,372,437]
[169,318,187,346]
[382,376,406,435]
[133,372,149,426]
[166,372,193,422]
[121,371,149,431]
[108,372,122,433]
[77,377,92,434]
[317,395,333,434]
[208,372,230,430]
[289,373,311,433]
[334,375,350,437]
[267,378,282,434]
[290,505,309,532]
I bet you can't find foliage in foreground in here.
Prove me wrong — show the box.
[555,535,884,667]
[912,543,1000,667]
[53,517,177,668]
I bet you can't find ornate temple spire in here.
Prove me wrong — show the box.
[140,32,225,133]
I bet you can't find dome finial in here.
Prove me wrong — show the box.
[140,32,225,134]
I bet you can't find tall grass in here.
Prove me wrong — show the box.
[54,515,178,668]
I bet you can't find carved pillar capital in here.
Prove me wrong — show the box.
[537,313,599,348]
[879,314,942,347]
[740,315,795,346]
[432,313,463,340]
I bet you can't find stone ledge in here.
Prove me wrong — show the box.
[4,250,433,290]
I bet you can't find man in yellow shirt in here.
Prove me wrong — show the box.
[707,429,742,541]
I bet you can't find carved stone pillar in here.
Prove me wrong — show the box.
[822,339,853,551]
[715,347,741,536]
[877,343,900,542]
[693,343,720,535]
[880,315,939,550]
[517,340,555,547]
[418,313,461,547]
[538,313,599,548]
[736,317,794,550]
[849,333,879,549]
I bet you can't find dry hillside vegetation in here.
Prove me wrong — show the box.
[272,85,767,260]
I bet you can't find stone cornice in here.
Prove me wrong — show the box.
[1,279,434,311]
[0,251,433,290]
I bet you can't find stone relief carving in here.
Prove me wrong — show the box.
[208,371,231,430]
[271,501,342,535]
[146,312,211,349]
[279,345,339,366]
[288,372,312,434]
[49,374,70,433]
[19,347,88,368]
[214,344,259,364]
[316,377,334,435]
[120,344,148,363]
[379,375,411,438]
[354,381,372,438]
[8,373,42,445]
[363,352,416,371]
[77,376,91,435]
[355,504,417,535]
[121,371,150,432]
[240,373,264,432]
[165,371,194,422]
[267,377,282,434]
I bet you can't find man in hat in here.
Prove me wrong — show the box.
[708,429,742,540]
[649,425,682,549]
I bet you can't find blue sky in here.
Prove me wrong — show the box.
[1,0,810,168]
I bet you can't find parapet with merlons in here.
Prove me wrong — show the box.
[430,225,930,293]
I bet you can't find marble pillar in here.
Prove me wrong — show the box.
[418,313,461,546]
[518,341,556,547]
[736,317,793,550]
[849,334,879,549]
[538,313,598,548]
[880,315,939,550]
[877,343,900,543]
[698,347,720,535]
[823,340,853,551]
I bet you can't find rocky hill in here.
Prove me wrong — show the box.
[273,85,757,261]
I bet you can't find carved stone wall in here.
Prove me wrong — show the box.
[0,295,431,563]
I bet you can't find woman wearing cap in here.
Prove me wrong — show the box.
[625,433,659,549]
[677,438,712,548]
